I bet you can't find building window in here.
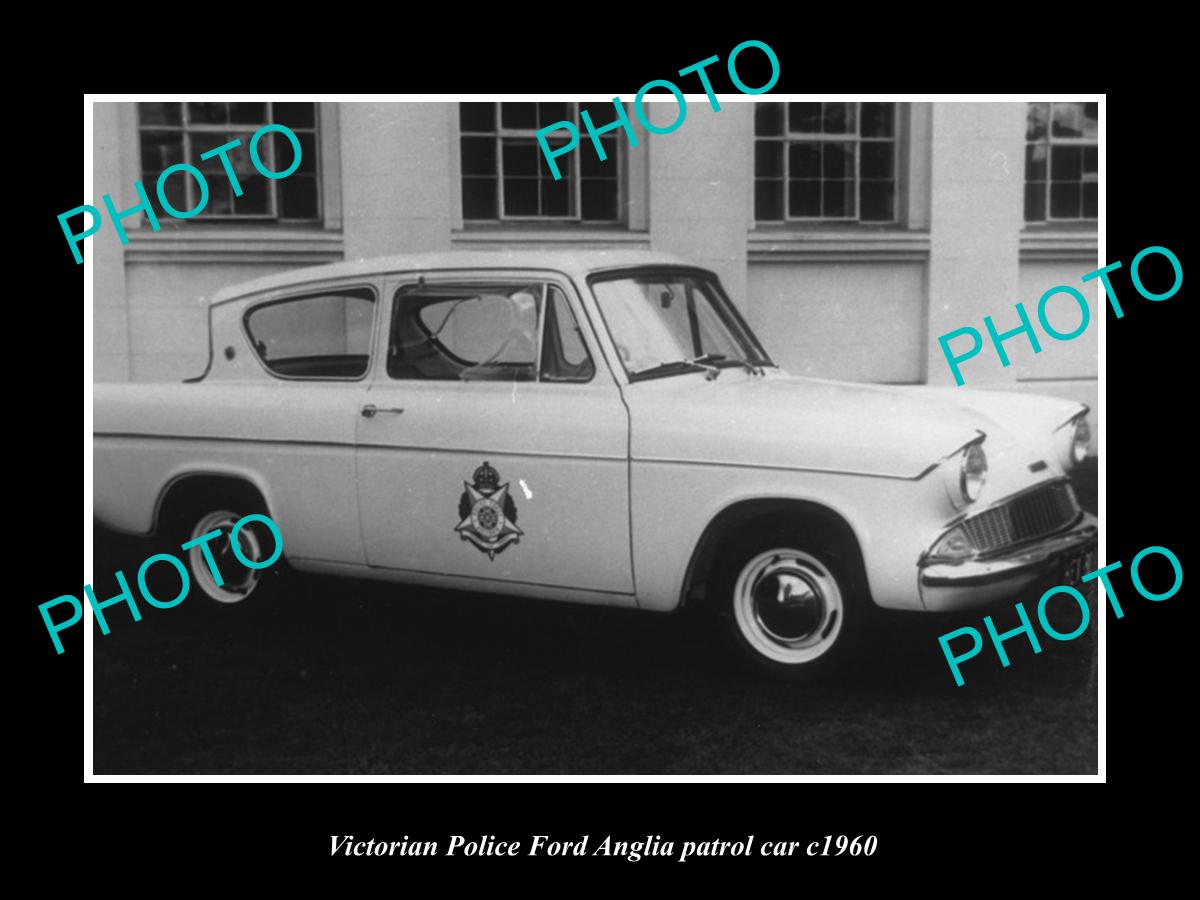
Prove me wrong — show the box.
[1024,102,1098,222]
[138,102,321,222]
[754,102,897,223]
[459,102,621,223]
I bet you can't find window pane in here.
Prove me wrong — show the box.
[822,102,854,134]
[1025,182,1046,222]
[460,103,496,133]
[541,178,571,217]
[1050,182,1081,218]
[823,180,853,217]
[823,142,852,179]
[270,130,319,175]
[246,291,375,378]
[789,142,820,178]
[860,141,894,179]
[581,179,618,221]
[398,288,540,380]
[541,286,595,382]
[1083,144,1097,178]
[540,142,572,179]
[755,103,784,136]
[504,178,539,216]
[860,103,894,137]
[503,140,539,176]
[197,132,255,180]
[1026,103,1049,141]
[538,102,571,127]
[789,180,820,217]
[273,102,316,129]
[1082,182,1097,218]
[156,164,190,213]
[1083,102,1098,140]
[263,130,305,177]
[1051,145,1082,181]
[188,102,227,125]
[461,136,496,176]
[755,180,783,220]
[501,103,537,129]
[755,141,782,177]
[138,102,181,127]
[462,177,498,219]
[788,102,821,133]
[140,130,184,174]
[860,181,894,222]
[279,175,318,219]
[228,102,267,125]
[1051,102,1088,138]
[1025,143,1047,181]
[235,175,271,215]
[581,137,616,176]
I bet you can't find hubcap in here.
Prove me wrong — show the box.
[733,549,844,665]
[188,510,264,603]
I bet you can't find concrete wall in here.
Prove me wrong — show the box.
[91,100,1098,435]
[749,262,926,382]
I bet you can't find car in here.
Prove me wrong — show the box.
[94,249,1098,678]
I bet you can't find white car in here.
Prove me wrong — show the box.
[94,250,1097,677]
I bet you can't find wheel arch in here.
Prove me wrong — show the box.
[679,498,872,611]
[153,468,276,539]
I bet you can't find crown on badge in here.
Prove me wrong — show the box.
[473,461,500,491]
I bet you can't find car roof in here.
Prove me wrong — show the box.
[209,249,704,304]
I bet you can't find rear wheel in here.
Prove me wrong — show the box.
[711,526,866,679]
[186,508,270,603]
[168,495,283,605]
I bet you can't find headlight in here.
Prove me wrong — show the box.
[960,443,987,503]
[1070,416,1091,465]
[929,525,976,561]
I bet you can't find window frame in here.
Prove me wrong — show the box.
[241,284,379,383]
[587,266,774,382]
[458,102,625,225]
[1024,101,1098,224]
[754,101,900,225]
[137,101,323,224]
[386,276,598,385]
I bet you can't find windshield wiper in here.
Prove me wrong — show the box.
[712,355,766,377]
[631,356,722,381]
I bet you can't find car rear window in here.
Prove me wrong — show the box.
[244,288,376,379]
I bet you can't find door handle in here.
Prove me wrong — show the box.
[361,404,404,418]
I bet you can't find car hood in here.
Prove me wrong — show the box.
[625,371,1084,480]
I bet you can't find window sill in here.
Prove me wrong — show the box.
[1019,226,1099,261]
[451,226,650,250]
[748,228,931,262]
[123,227,345,265]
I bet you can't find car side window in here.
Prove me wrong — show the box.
[540,286,595,382]
[244,288,375,379]
[388,282,593,383]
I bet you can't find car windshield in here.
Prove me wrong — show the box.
[590,271,771,380]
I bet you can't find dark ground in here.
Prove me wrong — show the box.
[92,460,1098,775]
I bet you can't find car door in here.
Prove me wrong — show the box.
[354,269,634,596]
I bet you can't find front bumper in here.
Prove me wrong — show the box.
[918,513,1098,612]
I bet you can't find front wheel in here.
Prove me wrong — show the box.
[712,531,865,679]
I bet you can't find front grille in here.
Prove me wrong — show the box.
[962,482,1078,553]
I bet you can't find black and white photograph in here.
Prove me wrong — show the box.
[77,94,1108,777]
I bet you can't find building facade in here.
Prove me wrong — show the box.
[91,100,1099,442]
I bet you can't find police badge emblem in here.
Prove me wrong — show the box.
[455,461,523,559]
